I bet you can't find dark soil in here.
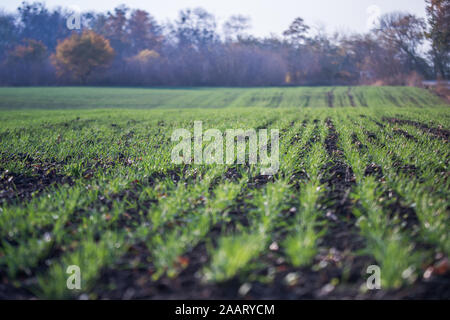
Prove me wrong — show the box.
[1,119,448,300]
[321,118,367,260]
[359,127,422,177]
[349,132,420,231]
[87,119,450,300]
[355,93,368,107]
[385,94,401,107]
[364,162,383,180]
[0,166,73,204]
[327,90,335,108]
[351,133,368,153]
[347,88,356,107]
[392,129,418,141]
[303,96,311,107]
[383,117,450,141]
[84,120,366,300]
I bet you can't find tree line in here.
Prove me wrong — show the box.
[0,1,448,86]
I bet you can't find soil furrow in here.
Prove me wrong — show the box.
[382,117,450,141]
[326,89,335,108]
[347,87,356,107]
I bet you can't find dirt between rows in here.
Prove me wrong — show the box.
[347,88,356,107]
[365,119,448,177]
[0,167,73,204]
[89,118,365,300]
[350,133,420,231]
[382,117,450,141]
[327,89,335,108]
[88,119,449,300]
[1,120,449,299]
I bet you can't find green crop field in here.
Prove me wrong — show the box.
[0,86,445,109]
[0,86,448,299]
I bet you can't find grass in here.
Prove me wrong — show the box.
[0,86,446,109]
[0,86,448,299]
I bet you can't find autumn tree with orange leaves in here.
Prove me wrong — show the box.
[52,31,114,83]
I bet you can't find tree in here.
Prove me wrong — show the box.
[375,12,429,77]
[223,15,251,41]
[282,17,311,84]
[0,11,18,60]
[283,17,310,44]
[102,5,130,58]
[52,30,114,83]
[425,0,450,79]
[6,38,47,63]
[0,3,439,86]
[5,39,48,84]
[345,33,405,84]
[17,2,69,51]
[128,9,162,55]
[125,49,161,85]
[174,8,218,49]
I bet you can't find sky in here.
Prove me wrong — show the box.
[1,0,428,37]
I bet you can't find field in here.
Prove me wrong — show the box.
[0,86,449,299]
